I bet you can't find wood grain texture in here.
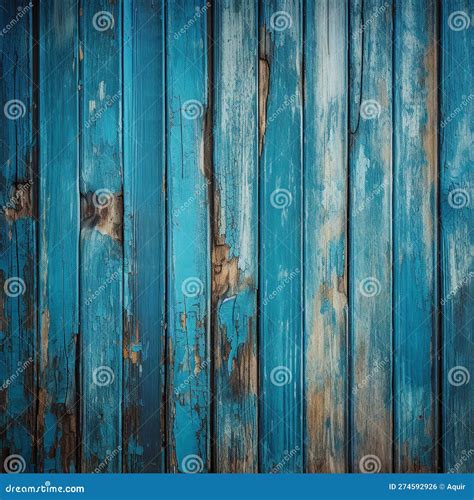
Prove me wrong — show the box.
[349,0,393,473]
[440,0,473,473]
[80,0,123,472]
[38,0,79,473]
[0,0,36,473]
[213,0,258,473]
[393,0,439,473]
[303,0,348,473]
[166,0,211,473]
[259,0,304,473]
[122,0,166,473]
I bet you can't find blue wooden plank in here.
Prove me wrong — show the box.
[259,0,303,473]
[349,0,393,473]
[122,0,166,473]
[166,0,211,473]
[0,0,36,473]
[38,0,80,473]
[80,0,123,472]
[440,0,473,473]
[393,0,439,472]
[303,0,348,473]
[213,0,258,473]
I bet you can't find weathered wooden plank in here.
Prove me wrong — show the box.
[349,0,393,473]
[303,0,348,473]
[80,1,123,472]
[213,0,258,473]
[38,0,80,473]
[440,0,473,473]
[166,0,211,473]
[122,0,166,473]
[259,0,303,473]
[393,0,438,473]
[0,0,36,473]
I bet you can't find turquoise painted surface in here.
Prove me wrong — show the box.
[166,0,211,473]
[393,0,438,472]
[440,0,473,474]
[0,0,471,474]
[259,0,304,474]
[38,0,79,473]
[0,0,36,473]
[123,0,166,473]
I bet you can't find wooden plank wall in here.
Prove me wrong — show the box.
[0,0,472,474]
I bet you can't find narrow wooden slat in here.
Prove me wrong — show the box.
[349,0,393,473]
[166,0,211,473]
[38,0,79,473]
[440,0,473,473]
[303,0,348,473]
[259,0,303,473]
[393,0,438,472]
[80,1,123,472]
[0,0,36,473]
[213,0,258,473]
[122,0,166,473]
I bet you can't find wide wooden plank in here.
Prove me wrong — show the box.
[213,0,258,473]
[38,0,80,473]
[166,0,211,473]
[80,1,123,472]
[349,0,393,473]
[303,0,348,473]
[393,0,438,473]
[259,0,303,473]
[122,0,166,473]
[0,0,36,473]
[440,0,473,473]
